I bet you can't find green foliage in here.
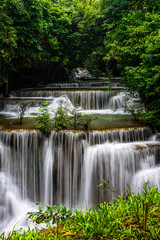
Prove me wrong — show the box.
[105,12,160,126]
[71,112,96,131]
[0,0,17,83]
[78,114,97,131]
[28,203,72,225]
[74,130,84,135]
[33,103,96,132]
[138,110,160,126]
[125,103,145,120]
[58,0,105,73]
[53,106,96,131]
[2,186,160,239]
[53,107,71,131]
[0,0,160,126]
[34,102,53,134]
[10,119,21,125]
[0,0,72,85]
[126,100,160,126]
[98,180,110,191]
[101,0,129,24]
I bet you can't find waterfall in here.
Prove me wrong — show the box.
[0,160,38,234]
[43,132,56,205]
[131,167,160,193]
[0,129,159,210]
[8,90,126,110]
[0,83,160,234]
[81,141,160,208]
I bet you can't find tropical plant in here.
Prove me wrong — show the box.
[34,102,53,134]
[28,203,72,225]
[3,185,159,239]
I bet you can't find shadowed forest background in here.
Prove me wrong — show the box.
[0,0,160,126]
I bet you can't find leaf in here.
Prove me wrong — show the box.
[61,231,75,237]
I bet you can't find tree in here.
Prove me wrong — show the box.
[0,0,73,91]
[14,101,32,124]
[57,0,105,75]
[0,0,17,96]
[104,12,160,126]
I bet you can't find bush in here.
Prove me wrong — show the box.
[71,108,97,131]
[34,102,53,134]
[53,107,71,131]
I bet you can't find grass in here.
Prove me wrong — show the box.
[0,114,145,132]
[0,117,37,131]
[1,185,160,239]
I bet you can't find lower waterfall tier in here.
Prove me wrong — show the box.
[0,129,160,233]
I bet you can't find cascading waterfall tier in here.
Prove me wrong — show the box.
[0,82,160,234]
[7,90,126,110]
[81,140,160,208]
[0,141,38,233]
[0,128,159,213]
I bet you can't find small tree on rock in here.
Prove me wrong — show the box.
[14,101,32,124]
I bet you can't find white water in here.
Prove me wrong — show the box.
[1,91,128,117]
[81,140,160,208]
[0,172,38,234]
[1,95,75,118]
[131,167,160,193]
[0,129,160,233]
[0,84,160,234]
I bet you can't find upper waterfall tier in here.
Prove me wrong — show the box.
[36,78,124,89]
[8,90,126,111]
[0,88,143,131]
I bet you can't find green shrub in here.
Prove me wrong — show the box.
[71,111,97,131]
[34,102,53,134]
[53,107,71,131]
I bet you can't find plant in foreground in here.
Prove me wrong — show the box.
[1,185,160,239]
[28,203,72,225]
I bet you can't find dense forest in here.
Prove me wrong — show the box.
[0,1,160,239]
[0,0,160,126]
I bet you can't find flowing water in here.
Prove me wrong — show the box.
[2,90,126,111]
[0,82,160,233]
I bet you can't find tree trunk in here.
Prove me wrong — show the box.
[4,71,9,97]
[144,0,147,14]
